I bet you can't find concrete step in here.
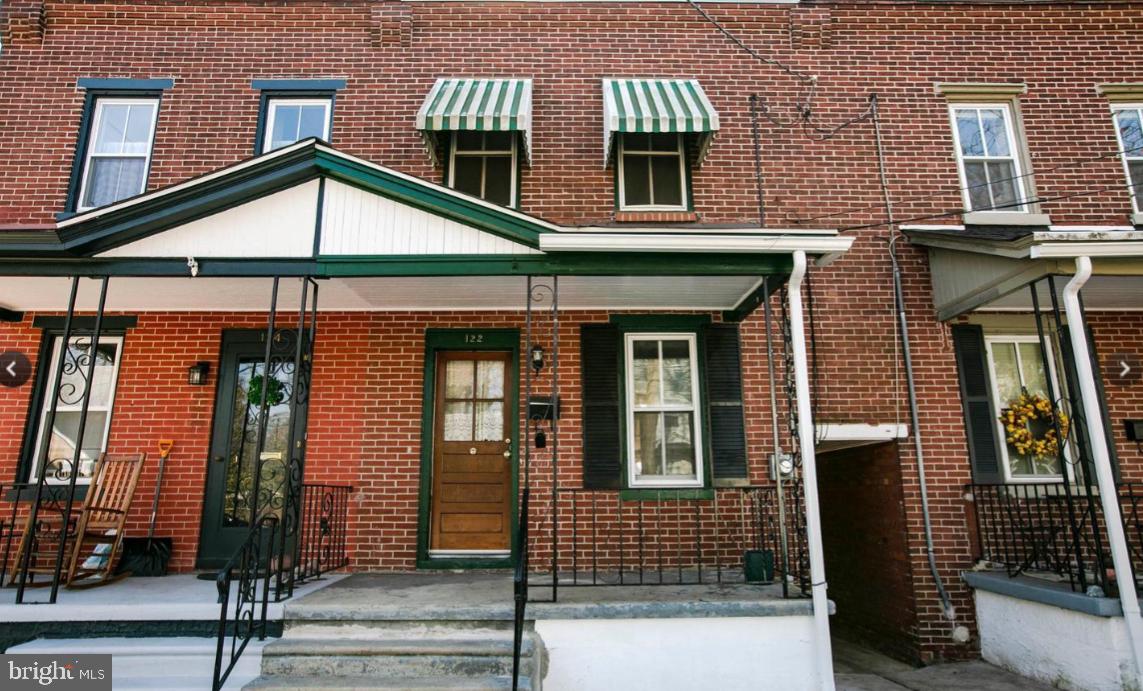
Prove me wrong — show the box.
[261,636,537,678]
[285,619,517,637]
[244,674,534,691]
[7,636,265,690]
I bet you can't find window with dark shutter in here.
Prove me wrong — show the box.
[951,324,1003,483]
[702,323,748,480]
[580,324,622,488]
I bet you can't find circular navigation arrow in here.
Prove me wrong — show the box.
[0,351,31,388]
[1106,352,1142,386]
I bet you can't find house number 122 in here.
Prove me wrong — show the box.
[464,334,484,344]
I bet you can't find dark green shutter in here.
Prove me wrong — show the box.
[951,324,1003,483]
[702,323,748,480]
[1059,325,1120,480]
[580,324,622,489]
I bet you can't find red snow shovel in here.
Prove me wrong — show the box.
[116,440,175,577]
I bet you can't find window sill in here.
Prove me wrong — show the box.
[963,211,1051,227]
[614,211,699,224]
[620,488,714,501]
[1132,212,1143,228]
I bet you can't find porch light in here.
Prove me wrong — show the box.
[187,362,210,386]
[530,345,545,372]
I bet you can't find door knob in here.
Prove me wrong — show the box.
[504,438,512,444]
[503,450,511,458]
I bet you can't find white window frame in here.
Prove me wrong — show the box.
[447,131,518,208]
[617,133,688,212]
[262,98,332,153]
[1111,103,1143,214]
[29,335,124,485]
[948,103,1028,213]
[76,98,159,212]
[984,335,1070,484]
[624,332,704,488]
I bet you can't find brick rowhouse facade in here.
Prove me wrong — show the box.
[1,0,1142,666]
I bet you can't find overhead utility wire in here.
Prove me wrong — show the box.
[686,0,872,140]
[835,181,1132,233]
[789,143,1143,226]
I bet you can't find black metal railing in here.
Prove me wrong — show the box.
[547,485,808,593]
[213,515,278,691]
[294,483,352,583]
[511,486,530,691]
[967,482,1143,595]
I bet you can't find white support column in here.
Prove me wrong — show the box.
[787,250,836,691]
[1063,256,1143,687]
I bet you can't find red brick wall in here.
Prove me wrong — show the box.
[1,0,1142,665]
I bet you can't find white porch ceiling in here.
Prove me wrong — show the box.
[0,275,761,312]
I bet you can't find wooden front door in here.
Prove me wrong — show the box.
[429,350,513,554]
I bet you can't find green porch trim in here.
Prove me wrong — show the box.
[608,314,711,328]
[416,328,521,570]
[618,488,715,502]
[0,252,793,278]
[722,275,788,323]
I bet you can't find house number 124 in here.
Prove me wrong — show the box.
[464,334,484,344]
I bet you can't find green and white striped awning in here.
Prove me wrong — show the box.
[602,78,720,166]
[416,77,533,165]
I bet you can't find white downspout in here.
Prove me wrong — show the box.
[1063,256,1143,687]
[788,250,836,691]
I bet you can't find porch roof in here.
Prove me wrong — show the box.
[903,223,1143,319]
[0,139,851,315]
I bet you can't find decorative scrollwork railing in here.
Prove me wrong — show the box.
[294,483,352,583]
[212,515,278,691]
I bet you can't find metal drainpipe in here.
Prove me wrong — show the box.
[1063,256,1143,686]
[788,250,836,691]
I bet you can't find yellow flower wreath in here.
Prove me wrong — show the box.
[999,392,1070,460]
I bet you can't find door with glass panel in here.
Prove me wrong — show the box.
[985,336,1067,482]
[198,330,308,568]
[429,351,513,555]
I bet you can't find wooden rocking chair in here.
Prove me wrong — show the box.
[64,452,147,588]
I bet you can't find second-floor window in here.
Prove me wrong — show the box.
[448,131,517,207]
[1113,105,1143,213]
[617,133,688,211]
[950,104,1027,213]
[262,98,331,153]
[77,98,159,210]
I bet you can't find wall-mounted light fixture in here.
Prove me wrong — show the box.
[187,362,210,386]
[530,345,545,372]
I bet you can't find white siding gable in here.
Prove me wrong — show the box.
[319,180,538,256]
[99,180,319,258]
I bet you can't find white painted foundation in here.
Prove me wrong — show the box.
[976,589,1133,691]
[535,615,818,691]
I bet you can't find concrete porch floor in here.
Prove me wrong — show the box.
[834,639,1054,691]
[286,571,815,621]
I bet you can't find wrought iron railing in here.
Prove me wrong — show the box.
[544,484,808,594]
[213,515,278,691]
[967,482,1143,595]
[294,483,352,583]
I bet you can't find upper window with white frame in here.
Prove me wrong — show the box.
[1112,105,1143,214]
[448,131,517,207]
[949,104,1028,213]
[262,98,332,153]
[624,333,703,488]
[984,335,1065,482]
[77,98,159,211]
[30,335,124,484]
[617,133,688,211]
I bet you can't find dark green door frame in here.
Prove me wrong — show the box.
[416,328,521,570]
